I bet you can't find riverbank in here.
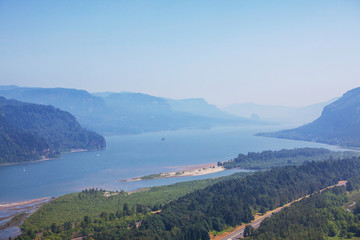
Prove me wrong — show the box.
[0,157,60,167]
[0,149,90,167]
[120,163,225,182]
[0,127,341,209]
[0,197,53,240]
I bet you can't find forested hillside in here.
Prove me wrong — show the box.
[258,87,360,148]
[0,115,53,164]
[0,97,105,164]
[246,174,360,240]
[220,147,359,169]
[16,158,360,239]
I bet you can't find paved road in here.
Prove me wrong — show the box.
[219,181,347,240]
[220,209,281,240]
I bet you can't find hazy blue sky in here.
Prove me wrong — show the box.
[0,1,359,107]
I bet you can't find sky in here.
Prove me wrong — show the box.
[0,0,359,107]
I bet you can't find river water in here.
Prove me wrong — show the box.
[0,125,341,203]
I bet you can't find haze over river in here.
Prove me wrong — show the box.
[0,126,342,203]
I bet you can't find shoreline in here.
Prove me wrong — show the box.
[0,197,53,239]
[0,149,89,167]
[120,163,225,182]
[256,134,360,152]
[0,197,52,208]
[0,157,60,167]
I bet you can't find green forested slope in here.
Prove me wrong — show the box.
[220,148,359,169]
[0,97,106,164]
[246,175,360,240]
[17,177,227,239]
[0,115,51,164]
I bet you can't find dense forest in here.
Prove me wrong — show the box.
[16,158,360,239]
[246,175,360,239]
[0,97,106,164]
[0,115,54,164]
[258,87,360,148]
[219,147,359,169]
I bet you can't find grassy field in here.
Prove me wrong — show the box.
[22,174,250,232]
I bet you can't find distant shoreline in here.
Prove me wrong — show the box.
[256,134,360,152]
[0,157,59,167]
[0,149,89,167]
[120,163,225,182]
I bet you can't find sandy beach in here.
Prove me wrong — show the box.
[0,197,51,210]
[123,163,225,182]
[0,197,52,239]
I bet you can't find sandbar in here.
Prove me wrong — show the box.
[121,163,225,182]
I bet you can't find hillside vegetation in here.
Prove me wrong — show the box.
[0,115,52,164]
[219,147,360,169]
[246,175,360,240]
[18,177,229,239]
[0,97,105,164]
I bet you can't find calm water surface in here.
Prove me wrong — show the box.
[0,126,341,203]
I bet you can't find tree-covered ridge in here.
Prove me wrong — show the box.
[135,159,360,240]
[258,87,360,148]
[0,97,106,164]
[219,147,359,169]
[0,115,54,164]
[18,158,360,239]
[246,182,360,240]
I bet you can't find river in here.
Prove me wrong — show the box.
[0,125,341,203]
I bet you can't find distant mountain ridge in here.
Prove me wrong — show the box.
[223,99,337,124]
[258,87,360,148]
[166,98,239,120]
[0,86,106,123]
[0,97,106,164]
[0,86,265,135]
